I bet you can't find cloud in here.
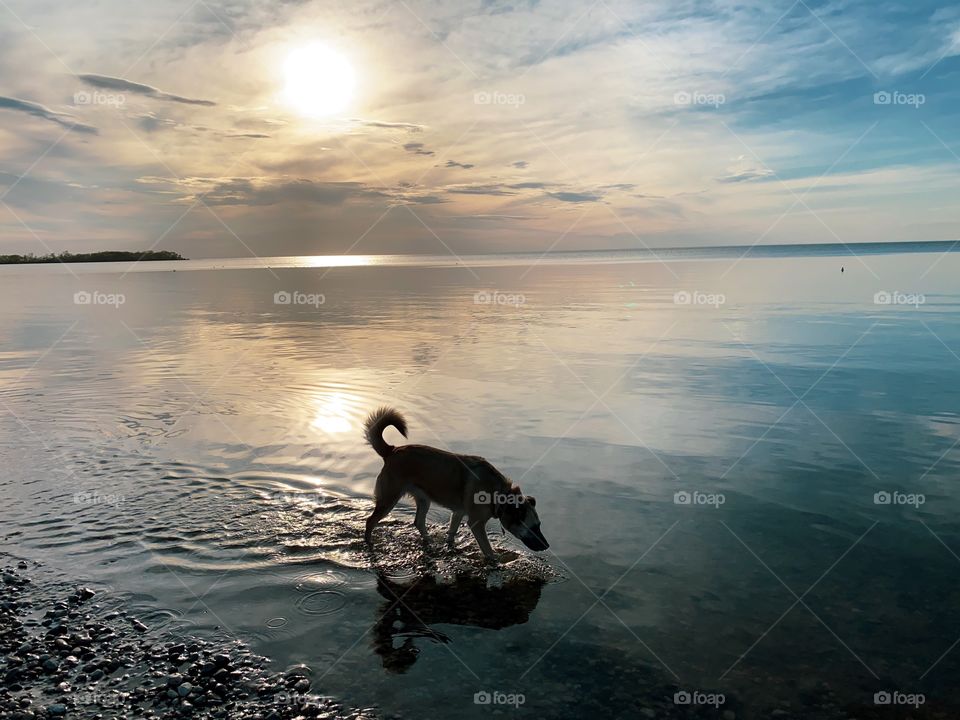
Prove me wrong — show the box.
[716,156,775,184]
[548,190,603,203]
[77,74,216,106]
[0,96,97,134]
[353,118,425,131]
[132,112,269,138]
[511,160,528,168]
[403,142,434,156]
[445,160,474,169]
[138,176,386,206]
[446,184,518,196]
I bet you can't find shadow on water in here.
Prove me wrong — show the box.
[370,570,545,673]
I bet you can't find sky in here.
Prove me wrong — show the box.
[0,0,959,258]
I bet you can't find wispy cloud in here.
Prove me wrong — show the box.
[0,96,97,134]
[716,156,775,184]
[78,74,216,106]
[403,142,434,156]
[548,190,603,203]
[352,118,425,131]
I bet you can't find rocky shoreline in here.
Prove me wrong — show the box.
[0,559,377,720]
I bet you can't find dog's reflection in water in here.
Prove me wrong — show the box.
[371,571,545,673]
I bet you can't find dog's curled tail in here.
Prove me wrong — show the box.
[364,406,408,458]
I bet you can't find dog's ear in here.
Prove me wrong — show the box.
[526,496,536,507]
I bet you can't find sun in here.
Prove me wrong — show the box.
[282,43,355,118]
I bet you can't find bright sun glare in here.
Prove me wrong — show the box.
[282,43,355,118]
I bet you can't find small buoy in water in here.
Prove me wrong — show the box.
[841,266,844,273]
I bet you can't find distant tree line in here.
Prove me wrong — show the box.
[0,250,186,264]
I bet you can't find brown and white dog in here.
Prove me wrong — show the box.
[363,407,549,561]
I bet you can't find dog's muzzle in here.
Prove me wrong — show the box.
[521,527,549,551]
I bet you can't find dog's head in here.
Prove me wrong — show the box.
[498,488,549,551]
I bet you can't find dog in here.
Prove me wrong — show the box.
[363,407,549,561]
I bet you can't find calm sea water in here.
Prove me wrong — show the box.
[2,245,960,717]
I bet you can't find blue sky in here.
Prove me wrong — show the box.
[0,0,958,257]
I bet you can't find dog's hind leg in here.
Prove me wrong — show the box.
[411,489,431,543]
[447,512,464,547]
[365,471,404,546]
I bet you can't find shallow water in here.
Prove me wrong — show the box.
[2,248,960,717]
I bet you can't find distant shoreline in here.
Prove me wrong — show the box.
[0,250,186,265]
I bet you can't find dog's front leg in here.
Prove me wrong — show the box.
[469,520,498,562]
[447,512,464,547]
